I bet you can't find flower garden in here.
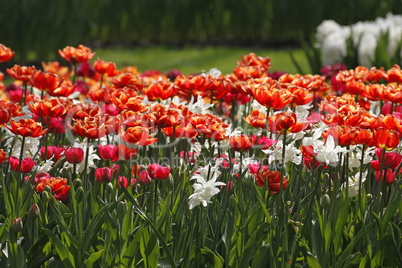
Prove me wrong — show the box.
[0,43,401,267]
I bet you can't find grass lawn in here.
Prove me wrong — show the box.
[94,45,311,75]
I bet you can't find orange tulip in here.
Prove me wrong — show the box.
[233,65,265,81]
[386,64,402,83]
[244,110,267,129]
[6,119,47,138]
[58,44,95,64]
[0,44,15,62]
[68,102,102,120]
[373,128,401,151]
[173,74,206,100]
[254,167,288,193]
[42,61,71,78]
[69,117,110,140]
[237,52,271,72]
[253,86,293,110]
[7,65,36,83]
[32,71,59,91]
[111,73,144,91]
[93,58,118,77]
[0,148,8,165]
[322,126,357,147]
[0,100,24,126]
[355,129,375,147]
[229,134,255,152]
[142,104,183,128]
[118,126,157,146]
[145,80,174,101]
[269,112,308,134]
[29,97,67,118]
[111,88,148,112]
[36,177,70,202]
[300,145,317,159]
[116,144,137,160]
[46,80,76,97]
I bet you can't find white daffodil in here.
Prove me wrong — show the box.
[251,100,268,114]
[188,96,214,114]
[263,140,302,165]
[189,164,225,209]
[315,135,348,166]
[341,170,367,197]
[4,131,41,158]
[348,145,376,170]
[36,159,54,174]
[201,67,222,79]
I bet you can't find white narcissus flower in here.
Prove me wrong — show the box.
[4,131,41,158]
[315,135,348,166]
[263,140,302,165]
[348,145,376,171]
[189,164,225,210]
[36,159,54,174]
[188,96,214,114]
[342,170,368,197]
[251,100,268,114]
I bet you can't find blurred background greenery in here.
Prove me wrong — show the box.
[1,0,402,73]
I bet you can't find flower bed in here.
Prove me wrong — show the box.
[0,44,401,267]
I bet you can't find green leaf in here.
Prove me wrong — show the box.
[381,187,401,229]
[42,228,75,268]
[121,186,177,268]
[306,252,321,268]
[140,227,159,268]
[83,250,104,268]
[200,247,224,268]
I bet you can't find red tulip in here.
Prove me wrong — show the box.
[9,156,36,173]
[148,164,170,180]
[138,170,152,185]
[65,147,84,164]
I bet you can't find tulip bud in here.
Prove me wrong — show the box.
[320,194,330,209]
[117,201,128,215]
[105,182,113,195]
[61,167,71,179]
[73,178,82,189]
[12,217,23,233]
[42,191,50,203]
[28,204,40,219]
[75,187,84,204]
[43,185,52,193]
[366,193,373,202]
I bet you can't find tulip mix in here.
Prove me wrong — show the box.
[0,44,400,267]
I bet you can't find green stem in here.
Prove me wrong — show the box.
[358,145,365,216]
[376,148,386,213]
[16,136,26,216]
[154,180,158,221]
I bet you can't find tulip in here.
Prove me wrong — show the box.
[0,44,15,62]
[41,145,65,161]
[95,165,119,184]
[9,156,36,173]
[65,147,84,164]
[98,144,119,162]
[138,170,152,185]
[5,118,47,138]
[148,164,170,180]
[229,134,255,152]
[0,149,8,165]
[254,166,289,194]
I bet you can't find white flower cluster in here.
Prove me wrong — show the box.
[316,13,402,67]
